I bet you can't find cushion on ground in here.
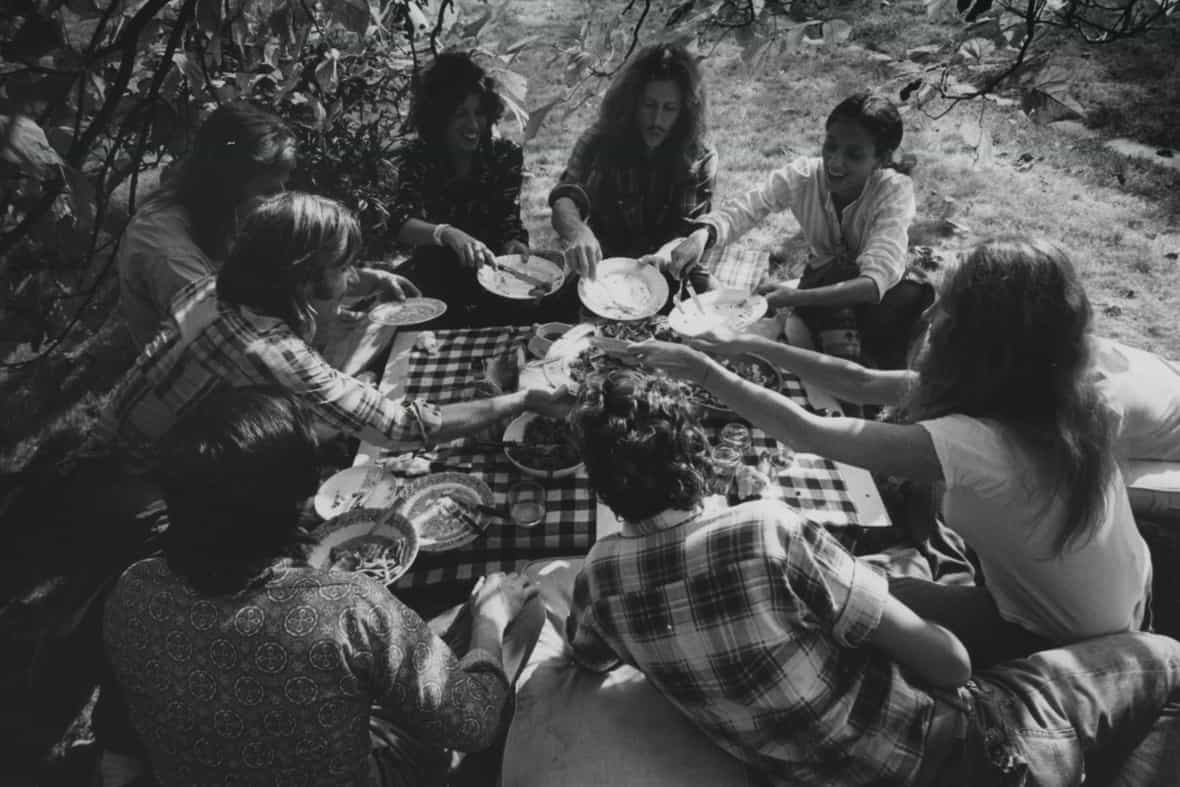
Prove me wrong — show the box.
[1125,460,1180,521]
[502,559,759,787]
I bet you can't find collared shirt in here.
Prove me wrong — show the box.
[699,156,915,302]
[548,129,718,259]
[566,497,940,786]
[104,556,508,785]
[106,277,441,451]
[117,200,217,350]
[388,136,528,253]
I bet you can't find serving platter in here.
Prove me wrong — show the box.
[396,472,495,551]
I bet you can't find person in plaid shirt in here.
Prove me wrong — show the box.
[565,370,1180,785]
[108,192,571,453]
[549,44,720,297]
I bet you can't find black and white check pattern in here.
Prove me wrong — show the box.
[392,326,859,588]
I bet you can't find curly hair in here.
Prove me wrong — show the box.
[593,43,708,173]
[571,370,711,522]
[156,387,319,595]
[407,50,506,145]
[901,236,1114,554]
[154,101,296,258]
[217,192,362,339]
[826,92,911,175]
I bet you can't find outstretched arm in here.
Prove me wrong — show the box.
[692,328,915,406]
[629,341,942,482]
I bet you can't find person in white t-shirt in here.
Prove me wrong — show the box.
[628,235,1152,667]
[654,92,927,368]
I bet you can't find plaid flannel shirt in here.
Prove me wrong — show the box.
[566,497,940,786]
[548,128,717,259]
[387,137,528,253]
[107,277,441,451]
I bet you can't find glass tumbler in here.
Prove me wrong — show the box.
[719,422,752,452]
[507,481,547,527]
[709,445,744,497]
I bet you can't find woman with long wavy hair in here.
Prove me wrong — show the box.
[629,236,1152,667]
[117,102,297,349]
[550,43,719,295]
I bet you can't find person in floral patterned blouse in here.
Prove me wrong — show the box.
[101,388,542,786]
[389,51,542,327]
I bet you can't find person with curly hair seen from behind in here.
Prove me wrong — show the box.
[627,236,1152,669]
[550,43,720,301]
[390,51,538,327]
[101,387,543,786]
[564,369,1180,786]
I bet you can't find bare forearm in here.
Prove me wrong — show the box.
[551,197,586,242]
[398,217,443,247]
[791,275,880,308]
[468,614,506,665]
[733,334,912,405]
[434,391,531,443]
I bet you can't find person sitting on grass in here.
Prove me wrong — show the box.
[565,369,1180,786]
[626,236,1152,669]
[549,43,721,301]
[389,50,539,327]
[118,101,408,352]
[657,91,925,368]
[106,191,571,455]
[100,387,543,786]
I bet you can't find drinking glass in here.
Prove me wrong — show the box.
[719,422,752,452]
[709,445,744,496]
[507,481,547,527]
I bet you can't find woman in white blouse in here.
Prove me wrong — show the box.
[659,92,924,368]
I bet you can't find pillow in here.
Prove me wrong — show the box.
[502,559,759,787]
[1124,460,1180,521]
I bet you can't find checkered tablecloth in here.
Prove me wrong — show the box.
[393,326,596,589]
[702,245,768,294]
[389,326,863,589]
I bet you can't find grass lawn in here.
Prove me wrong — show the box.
[4,0,1180,779]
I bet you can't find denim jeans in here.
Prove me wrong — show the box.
[929,632,1180,785]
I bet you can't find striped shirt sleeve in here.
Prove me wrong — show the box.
[855,174,916,301]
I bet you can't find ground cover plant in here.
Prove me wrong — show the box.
[3,0,1179,781]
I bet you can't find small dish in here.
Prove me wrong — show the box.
[527,322,574,358]
[308,507,419,585]
[315,465,401,520]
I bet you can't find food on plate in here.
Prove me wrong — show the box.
[684,356,778,410]
[598,316,678,343]
[329,536,410,584]
[506,416,581,471]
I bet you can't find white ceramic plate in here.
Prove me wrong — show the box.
[477,255,565,300]
[308,507,419,584]
[578,258,669,321]
[314,465,402,520]
[396,472,495,552]
[667,289,768,338]
[502,412,583,479]
[367,297,448,327]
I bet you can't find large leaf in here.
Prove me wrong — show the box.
[322,0,371,35]
[0,115,63,179]
[523,98,562,143]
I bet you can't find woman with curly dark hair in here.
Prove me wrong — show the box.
[390,50,537,327]
[550,43,719,296]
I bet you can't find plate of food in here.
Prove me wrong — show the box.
[477,254,565,300]
[503,412,583,478]
[367,297,448,327]
[578,258,669,321]
[396,472,495,552]
[308,507,419,585]
[315,465,402,520]
[667,289,768,338]
[684,354,782,419]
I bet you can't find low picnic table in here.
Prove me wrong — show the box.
[352,324,890,600]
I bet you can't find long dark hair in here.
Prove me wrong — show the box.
[826,92,912,176]
[572,370,711,522]
[407,50,505,145]
[217,192,362,338]
[901,236,1114,553]
[593,43,708,174]
[155,388,319,595]
[152,102,296,258]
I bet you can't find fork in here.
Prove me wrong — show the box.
[677,275,707,317]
